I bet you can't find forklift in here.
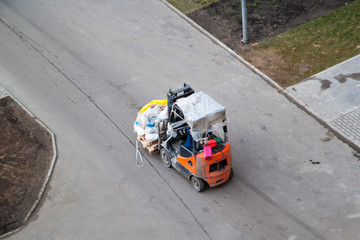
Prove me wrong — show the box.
[156,84,233,192]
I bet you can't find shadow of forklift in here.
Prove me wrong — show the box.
[158,84,233,192]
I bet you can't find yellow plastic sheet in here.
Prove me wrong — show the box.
[139,99,167,113]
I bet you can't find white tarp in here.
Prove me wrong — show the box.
[175,91,226,138]
[134,104,167,141]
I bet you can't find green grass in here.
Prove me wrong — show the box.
[167,0,221,14]
[167,0,360,86]
[256,0,360,85]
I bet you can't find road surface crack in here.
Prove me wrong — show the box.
[0,17,213,240]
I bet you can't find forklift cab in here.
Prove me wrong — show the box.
[160,84,232,192]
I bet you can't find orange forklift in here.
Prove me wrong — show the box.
[157,84,233,192]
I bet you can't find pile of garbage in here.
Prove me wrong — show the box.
[134,100,168,142]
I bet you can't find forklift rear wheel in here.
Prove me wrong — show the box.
[191,176,205,192]
[160,148,171,168]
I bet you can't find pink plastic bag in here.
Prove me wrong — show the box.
[204,146,212,160]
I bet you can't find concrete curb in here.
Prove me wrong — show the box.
[307,53,360,77]
[159,0,283,91]
[159,0,360,153]
[0,85,57,239]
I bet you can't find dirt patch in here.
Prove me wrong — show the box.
[189,0,353,51]
[186,0,354,86]
[0,96,53,236]
[241,47,293,85]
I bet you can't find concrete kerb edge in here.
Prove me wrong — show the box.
[159,0,283,91]
[311,53,360,77]
[25,119,57,223]
[160,0,360,153]
[282,92,360,152]
[0,86,58,239]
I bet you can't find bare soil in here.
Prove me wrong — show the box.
[187,0,354,86]
[0,96,53,236]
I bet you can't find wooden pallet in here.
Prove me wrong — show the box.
[137,135,159,155]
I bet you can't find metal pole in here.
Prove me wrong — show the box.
[241,0,248,43]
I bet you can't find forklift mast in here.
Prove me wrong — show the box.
[167,83,194,119]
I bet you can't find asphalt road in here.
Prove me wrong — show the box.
[0,0,359,239]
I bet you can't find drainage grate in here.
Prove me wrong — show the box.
[331,108,360,145]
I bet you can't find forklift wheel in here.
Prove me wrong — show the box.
[160,148,171,168]
[191,176,205,192]
[229,168,234,180]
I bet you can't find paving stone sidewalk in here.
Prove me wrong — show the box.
[331,108,360,145]
[286,54,360,149]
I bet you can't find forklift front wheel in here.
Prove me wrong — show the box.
[229,168,234,180]
[160,148,171,168]
[191,176,205,192]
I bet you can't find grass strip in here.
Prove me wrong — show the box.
[255,0,360,86]
[167,0,221,15]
